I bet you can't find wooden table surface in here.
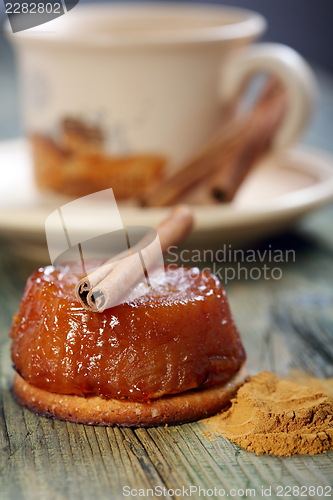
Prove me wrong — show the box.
[1,209,333,500]
[1,36,333,499]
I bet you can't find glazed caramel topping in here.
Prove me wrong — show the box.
[10,265,245,402]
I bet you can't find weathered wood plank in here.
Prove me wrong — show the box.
[120,428,171,496]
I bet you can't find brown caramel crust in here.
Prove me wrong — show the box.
[13,366,248,427]
[11,266,245,402]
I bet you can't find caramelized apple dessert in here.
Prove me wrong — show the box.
[10,264,247,426]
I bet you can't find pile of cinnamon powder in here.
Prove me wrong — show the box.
[204,371,333,456]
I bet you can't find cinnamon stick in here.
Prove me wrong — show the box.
[142,76,288,207]
[209,78,288,202]
[142,118,247,207]
[75,204,193,312]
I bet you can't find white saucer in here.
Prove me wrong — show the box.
[1,139,333,260]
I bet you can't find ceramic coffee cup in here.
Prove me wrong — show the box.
[7,2,316,199]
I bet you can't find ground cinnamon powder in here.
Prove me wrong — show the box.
[203,371,333,456]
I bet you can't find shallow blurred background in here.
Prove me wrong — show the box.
[0,0,333,253]
[0,0,333,150]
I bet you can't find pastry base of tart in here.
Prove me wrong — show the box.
[13,366,248,427]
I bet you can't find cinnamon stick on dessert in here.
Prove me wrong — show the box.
[75,204,193,312]
[142,76,288,207]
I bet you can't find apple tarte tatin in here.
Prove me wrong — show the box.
[10,264,247,426]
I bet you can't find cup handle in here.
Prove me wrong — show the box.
[220,43,317,149]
